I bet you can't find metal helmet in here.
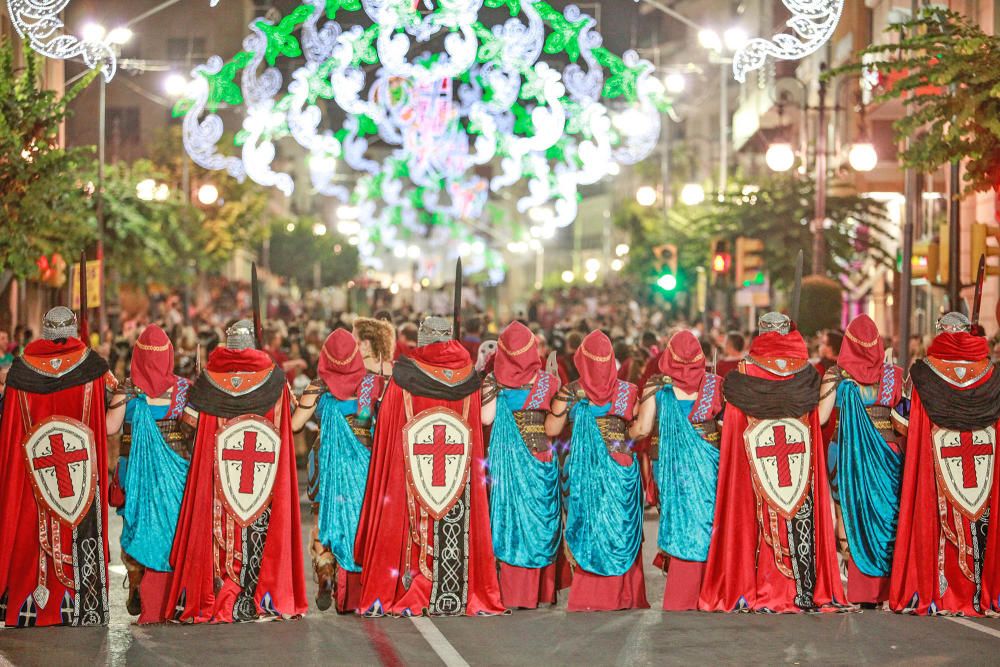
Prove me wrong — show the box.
[417,316,453,347]
[936,311,971,334]
[41,306,78,340]
[225,319,256,350]
[758,311,791,336]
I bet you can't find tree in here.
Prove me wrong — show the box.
[832,8,1000,194]
[147,127,271,269]
[93,160,199,288]
[618,173,893,291]
[0,40,98,281]
[267,218,359,288]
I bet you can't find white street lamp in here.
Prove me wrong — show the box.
[584,258,601,273]
[765,142,796,172]
[136,178,156,201]
[164,73,188,97]
[81,23,106,43]
[698,28,721,52]
[153,183,170,201]
[723,27,749,52]
[197,183,219,205]
[561,270,575,284]
[636,185,657,207]
[848,141,878,172]
[312,223,327,236]
[615,243,630,257]
[611,258,624,272]
[679,183,706,206]
[106,27,133,45]
[664,72,686,94]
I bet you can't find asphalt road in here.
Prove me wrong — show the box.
[2,498,1000,666]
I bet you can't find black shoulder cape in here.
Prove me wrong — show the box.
[910,360,1000,431]
[722,366,821,419]
[188,367,287,419]
[393,356,482,401]
[6,353,108,395]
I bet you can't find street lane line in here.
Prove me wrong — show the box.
[409,617,470,667]
[946,617,1000,640]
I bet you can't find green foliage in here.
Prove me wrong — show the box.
[266,218,359,288]
[830,8,1000,194]
[617,173,893,291]
[0,40,99,281]
[147,127,271,271]
[94,160,199,287]
[797,275,844,337]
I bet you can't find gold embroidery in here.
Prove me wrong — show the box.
[845,329,878,348]
[136,340,170,352]
[668,340,704,364]
[499,337,535,356]
[579,345,612,363]
[322,345,358,367]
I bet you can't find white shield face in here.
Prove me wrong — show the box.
[403,407,472,520]
[932,426,995,521]
[215,416,282,527]
[744,417,812,519]
[23,417,97,528]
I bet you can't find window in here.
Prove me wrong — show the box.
[167,37,207,64]
[107,106,140,144]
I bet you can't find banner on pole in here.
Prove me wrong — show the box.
[71,261,101,309]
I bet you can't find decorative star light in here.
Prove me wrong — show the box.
[174,0,669,265]
[732,0,844,83]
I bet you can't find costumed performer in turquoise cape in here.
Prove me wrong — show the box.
[482,321,561,609]
[545,330,648,612]
[292,329,385,613]
[630,329,723,610]
[818,314,904,607]
[107,324,193,624]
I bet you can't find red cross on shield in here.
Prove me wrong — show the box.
[22,416,98,528]
[743,417,813,519]
[214,415,282,527]
[403,407,472,520]
[932,426,996,521]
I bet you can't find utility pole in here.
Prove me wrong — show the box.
[947,83,961,311]
[898,0,921,370]
[96,73,107,334]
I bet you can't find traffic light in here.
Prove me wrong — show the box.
[969,222,1000,282]
[653,243,678,292]
[710,239,731,275]
[911,238,940,281]
[734,237,764,287]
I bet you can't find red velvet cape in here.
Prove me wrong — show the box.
[699,364,843,612]
[0,348,109,627]
[890,373,1000,615]
[355,343,503,616]
[165,363,306,623]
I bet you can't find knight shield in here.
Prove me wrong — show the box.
[932,426,995,521]
[214,415,282,527]
[744,417,812,519]
[22,416,97,528]
[403,407,472,520]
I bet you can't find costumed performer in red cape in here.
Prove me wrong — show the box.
[0,307,112,627]
[166,320,306,623]
[890,312,1000,615]
[699,312,844,612]
[355,316,504,617]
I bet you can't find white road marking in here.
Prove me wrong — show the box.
[946,616,1000,640]
[409,616,470,667]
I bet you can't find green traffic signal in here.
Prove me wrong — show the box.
[656,273,677,291]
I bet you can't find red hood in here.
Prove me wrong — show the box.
[205,347,276,373]
[408,340,473,369]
